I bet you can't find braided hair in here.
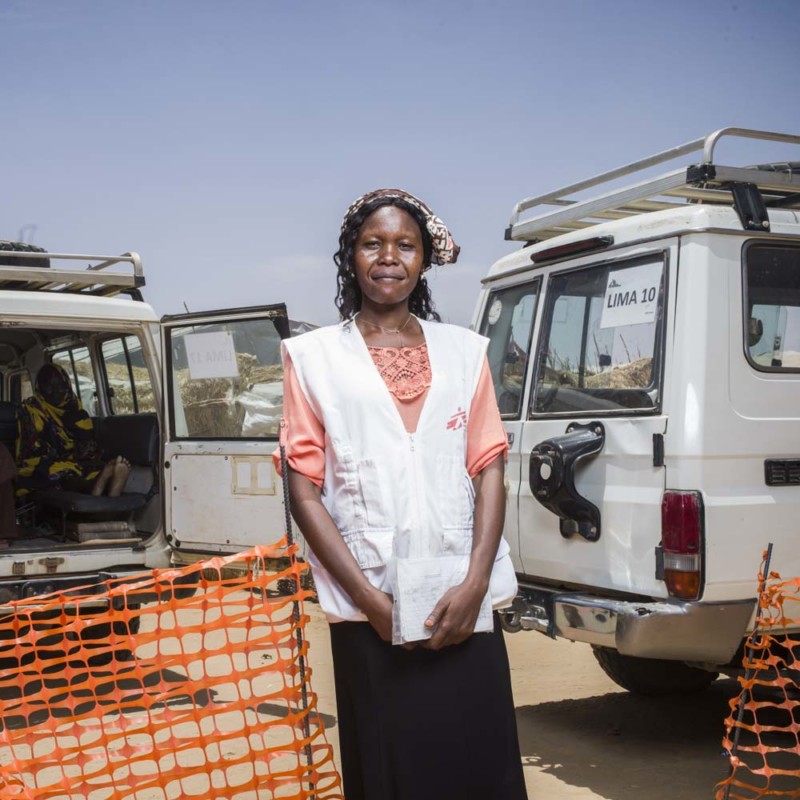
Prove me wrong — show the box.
[334,196,441,322]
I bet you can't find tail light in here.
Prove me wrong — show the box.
[660,490,704,600]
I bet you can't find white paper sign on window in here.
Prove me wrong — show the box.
[185,331,240,379]
[600,262,663,329]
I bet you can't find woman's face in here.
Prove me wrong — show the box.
[37,364,73,407]
[353,206,424,312]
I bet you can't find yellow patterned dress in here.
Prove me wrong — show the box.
[15,364,103,495]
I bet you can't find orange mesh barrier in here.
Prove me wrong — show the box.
[0,541,343,799]
[717,555,800,800]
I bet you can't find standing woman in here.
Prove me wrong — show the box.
[280,189,528,800]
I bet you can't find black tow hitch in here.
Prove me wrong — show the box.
[529,421,605,541]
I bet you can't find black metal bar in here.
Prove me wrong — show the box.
[687,163,717,183]
[279,439,315,798]
[577,296,591,388]
[121,337,139,413]
[723,542,774,800]
[729,182,770,232]
[768,191,800,209]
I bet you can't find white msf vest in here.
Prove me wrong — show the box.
[283,317,517,622]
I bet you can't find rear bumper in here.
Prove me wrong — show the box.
[510,587,756,664]
[0,568,155,615]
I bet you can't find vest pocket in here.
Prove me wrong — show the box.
[436,454,475,527]
[438,529,510,559]
[440,525,473,556]
[340,527,394,569]
[356,459,391,529]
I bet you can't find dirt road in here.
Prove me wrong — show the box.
[304,605,737,799]
[0,590,739,799]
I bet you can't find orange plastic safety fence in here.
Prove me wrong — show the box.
[0,541,343,800]
[716,561,800,799]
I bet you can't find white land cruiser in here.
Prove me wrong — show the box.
[476,127,800,694]
[0,246,288,613]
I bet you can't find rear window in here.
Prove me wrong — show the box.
[532,255,666,415]
[166,316,284,439]
[744,243,800,372]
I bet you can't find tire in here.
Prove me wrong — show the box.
[592,645,718,696]
[0,240,50,269]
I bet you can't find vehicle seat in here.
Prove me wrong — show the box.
[0,401,18,460]
[33,413,159,536]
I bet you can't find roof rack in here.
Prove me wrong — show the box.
[0,250,144,297]
[506,127,800,242]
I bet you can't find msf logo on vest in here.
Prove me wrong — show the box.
[446,407,467,431]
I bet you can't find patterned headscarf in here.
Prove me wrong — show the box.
[341,188,460,266]
[36,363,76,411]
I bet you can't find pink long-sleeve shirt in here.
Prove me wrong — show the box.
[276,343,507,485]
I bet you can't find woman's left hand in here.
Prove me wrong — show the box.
[421,580,487,650]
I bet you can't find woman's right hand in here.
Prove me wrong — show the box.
[287,469,407,645]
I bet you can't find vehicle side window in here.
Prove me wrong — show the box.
[533,256,665,414]
[478,282,540,418]
[100,336,157,414]
[51,346,98,414]
[166,316,284,439]
[744,244,800,371]
[8,372,33,404]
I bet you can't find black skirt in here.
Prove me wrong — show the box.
[328,615,529,800]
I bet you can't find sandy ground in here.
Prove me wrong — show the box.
[0,593,752,799]
[303,603,739,800]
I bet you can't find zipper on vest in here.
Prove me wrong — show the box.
[408,432,423,557]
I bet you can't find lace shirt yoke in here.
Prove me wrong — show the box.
[367,343,432,402]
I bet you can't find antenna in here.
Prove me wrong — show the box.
[17,224,37,244]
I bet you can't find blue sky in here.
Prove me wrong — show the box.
[2,0,799,325]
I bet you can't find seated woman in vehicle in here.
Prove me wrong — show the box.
[15,363,130,497]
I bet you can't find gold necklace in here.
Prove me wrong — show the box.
[356,312,414,336]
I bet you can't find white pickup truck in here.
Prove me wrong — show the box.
[475,127,800,694]
[0,246,288,618]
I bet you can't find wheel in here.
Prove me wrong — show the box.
[591,645,718,696]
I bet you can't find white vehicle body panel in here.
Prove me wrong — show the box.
[478,199,800,664]
[0,250,292,603]
[160,306,290,563]
[515,239,675,597]
[0,291,169,585]
[165,443,284,555]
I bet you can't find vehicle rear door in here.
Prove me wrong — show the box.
[160,304,292,558]
[517,245,674,598]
